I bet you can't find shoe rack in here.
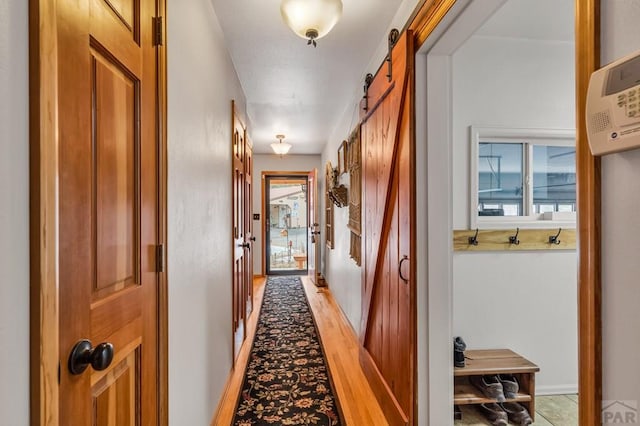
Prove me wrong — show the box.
[454,349,540,420]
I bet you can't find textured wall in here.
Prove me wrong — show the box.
[167,0,247,423]
[0,0,30,424]
[600,0,640,410]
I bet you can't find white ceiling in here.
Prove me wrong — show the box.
[211,0,405,154]
[211,0,573,154]
[475,0,574,42]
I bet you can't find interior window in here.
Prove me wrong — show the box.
[471,128,576,227]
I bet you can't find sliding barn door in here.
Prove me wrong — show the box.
[360,31,415,426]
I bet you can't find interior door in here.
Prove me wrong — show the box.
[244,138,254,316]
[57,0,161,423]
[232,102,248,361]
[307,168,321,285]
[360,31,415,425]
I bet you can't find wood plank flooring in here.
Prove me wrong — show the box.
[213,276,576,425]
[212,276,388,425]
[455,394,579,425]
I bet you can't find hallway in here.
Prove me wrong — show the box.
[214,277,388,425]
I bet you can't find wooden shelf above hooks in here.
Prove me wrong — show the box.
[453,228,576,252]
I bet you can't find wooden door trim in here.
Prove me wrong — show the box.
[157,0,169,423]
[29,1,60,424]
[260,171,313,277]
[28,1,169,424]
[575,0,601,424]
[406,0,601,424]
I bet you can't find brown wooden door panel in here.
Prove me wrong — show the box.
[360,30,415,426]
[92,347,140,426]
[57,0,159,423]
[92,50,139,297]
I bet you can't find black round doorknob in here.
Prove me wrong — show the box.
[250,236,256,241]
[68,339,115,375]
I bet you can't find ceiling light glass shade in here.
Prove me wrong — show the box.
[280,0,343,41]
[271,141,292,155]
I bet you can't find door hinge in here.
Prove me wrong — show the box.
[156,244,164,273]
[153,16,163,46]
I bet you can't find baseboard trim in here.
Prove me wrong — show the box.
[210,369,236,425]
[536,384,579,396]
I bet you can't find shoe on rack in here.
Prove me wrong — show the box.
[454,405,462,420]
[500,402,533,425]
[478,403,508,426]
[497,374,519,399]
[454,336,467,367]
[470,375,506,402]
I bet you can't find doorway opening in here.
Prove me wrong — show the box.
[265,175,309,275]
[416,0,580,424]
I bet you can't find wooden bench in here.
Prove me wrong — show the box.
[454,349,539,420]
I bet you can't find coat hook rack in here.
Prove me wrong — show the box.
[548,228,562,245]
[468,228,479,246]
[509,228,520,245]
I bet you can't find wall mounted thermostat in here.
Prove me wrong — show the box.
[586,49,640,155]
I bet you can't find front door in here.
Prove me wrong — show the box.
[264,175,309,275]
[57,0,161,423]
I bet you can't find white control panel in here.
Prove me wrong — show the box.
[586,49,640,155]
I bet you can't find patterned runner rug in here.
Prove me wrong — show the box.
[232,276,344,425]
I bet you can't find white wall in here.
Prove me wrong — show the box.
[167,1,248,423]
[0,0,29,425]
[251,154,321,275]
[601,0,640,410]
[451,35,578,393]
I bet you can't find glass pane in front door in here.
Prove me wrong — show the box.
[266,176,308,275]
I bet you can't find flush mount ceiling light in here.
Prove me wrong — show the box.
[280,0,343,47]
[271,134,292,156]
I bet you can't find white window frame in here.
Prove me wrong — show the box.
[470,126,577,229]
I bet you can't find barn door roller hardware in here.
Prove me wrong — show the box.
[386,28,400,82]
[362,73,374,113]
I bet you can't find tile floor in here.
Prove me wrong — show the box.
[455,395,579,425]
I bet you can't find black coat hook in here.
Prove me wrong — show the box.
[468,228,479,246]
[509,228,520,245]
[549,228,562,245]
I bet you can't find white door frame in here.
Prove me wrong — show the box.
[415,1,507,424]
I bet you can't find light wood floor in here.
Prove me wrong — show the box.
[455,394,579,425]
[212,276,389,425]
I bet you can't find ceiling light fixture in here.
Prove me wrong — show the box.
[280,0,343,47]
[271,134,292,156]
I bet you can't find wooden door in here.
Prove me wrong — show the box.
[232,102,249,361]
[57,0,161,423]
[244,138,254,316]
[359,31,415,425]
[307,168,320,285]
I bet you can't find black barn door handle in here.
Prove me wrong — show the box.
[399,255,409,283]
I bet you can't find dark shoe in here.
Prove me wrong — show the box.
[478,403,508,426]
[454,405,462,420]
[470,375,506,402]
[498,374,519,399]
[500,402,533,425]
[454,336,467,367]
